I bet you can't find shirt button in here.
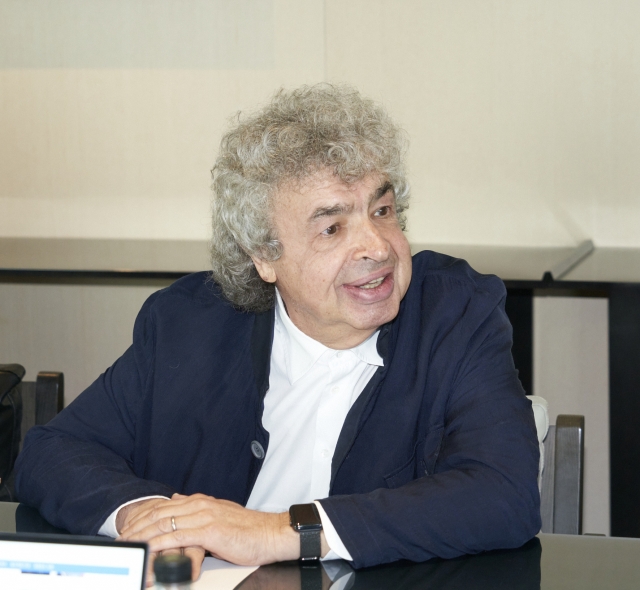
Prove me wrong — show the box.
[320,449,330,459]
[250,440,265,459]
[336,351,343,358]
[331,386,339,393]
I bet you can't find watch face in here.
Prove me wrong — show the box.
[290,504,323,531]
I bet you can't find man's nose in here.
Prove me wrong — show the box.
[352,219,390,262]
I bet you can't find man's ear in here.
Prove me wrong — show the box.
[251,256,277,284]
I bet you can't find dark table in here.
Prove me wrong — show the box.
[3,237,640,538]
[2,502,640,589]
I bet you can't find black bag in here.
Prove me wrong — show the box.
[0,364,25,501]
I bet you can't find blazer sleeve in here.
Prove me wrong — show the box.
[318,293,541,568]
[15,291,176,535]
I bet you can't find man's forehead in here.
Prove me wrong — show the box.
[277,172,392,207]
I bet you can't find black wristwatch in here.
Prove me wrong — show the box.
[289,503,323,561]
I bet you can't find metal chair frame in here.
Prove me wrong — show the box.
[540,415,585,534]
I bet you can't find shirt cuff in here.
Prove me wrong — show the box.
[97,495,169,537]
[314,500,353,561]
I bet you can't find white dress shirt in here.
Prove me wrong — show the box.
[100,290,383,562]
[245,291,382,560]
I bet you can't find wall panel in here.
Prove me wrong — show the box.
[0,281,170,403]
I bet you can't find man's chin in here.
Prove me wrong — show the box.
[344,300,401,333]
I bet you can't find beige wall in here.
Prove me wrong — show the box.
[0,0,325,239]
[1,0,639,247]
[326,0,640,248]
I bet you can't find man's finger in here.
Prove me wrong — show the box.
[117,498,169,536]
[120,498,176,534]
[121,511,189,542]
[184,546,206,582]
[145,551,159,588]
[120,500,214,539]
[120,518,176,543]
[146,529,205,554]
[123,511,211,545]
[121,495,208,535]
[121,505,185,537]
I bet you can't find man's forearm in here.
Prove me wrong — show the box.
[117,494,332,565]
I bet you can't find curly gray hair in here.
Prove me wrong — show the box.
[210,83,410,312]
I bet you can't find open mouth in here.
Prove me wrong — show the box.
[358,276,385,289]
[343,271,394,303]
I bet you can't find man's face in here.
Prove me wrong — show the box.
[252,171,413,349]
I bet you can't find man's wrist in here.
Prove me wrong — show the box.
[289,504,323,561]
[273,512,301,561]
[273,512,329,562]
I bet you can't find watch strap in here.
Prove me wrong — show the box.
[299,528,322,561]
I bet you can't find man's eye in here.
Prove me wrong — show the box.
[323,225,338,236]
[375,206,392,217]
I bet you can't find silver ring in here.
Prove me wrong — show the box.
[171,516,177,532]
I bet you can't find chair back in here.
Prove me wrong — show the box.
[0,365,24,500]
[0,364,63,501]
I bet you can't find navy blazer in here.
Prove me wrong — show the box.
[15,251,540,568]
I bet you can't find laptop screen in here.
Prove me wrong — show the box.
[0,533,147,590]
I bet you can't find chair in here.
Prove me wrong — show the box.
[0,364,64,501]
[528,396,585,534]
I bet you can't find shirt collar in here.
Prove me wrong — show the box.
[275,289,384,384]
[351,330,384,367]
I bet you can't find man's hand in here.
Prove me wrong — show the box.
[116,498,169,534]
[118,493,308,566]
[115,498,204,584]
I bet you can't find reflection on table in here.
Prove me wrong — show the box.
[238,539,541,590]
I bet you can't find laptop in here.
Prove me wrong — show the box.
[0,532,147,590]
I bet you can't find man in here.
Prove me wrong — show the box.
[15,84,540,579]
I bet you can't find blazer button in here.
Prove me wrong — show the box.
[251,440,265,459]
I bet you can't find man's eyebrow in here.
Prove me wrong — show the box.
[373,181,394,201]
[309,203,353,221]
[308,181,393,222]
